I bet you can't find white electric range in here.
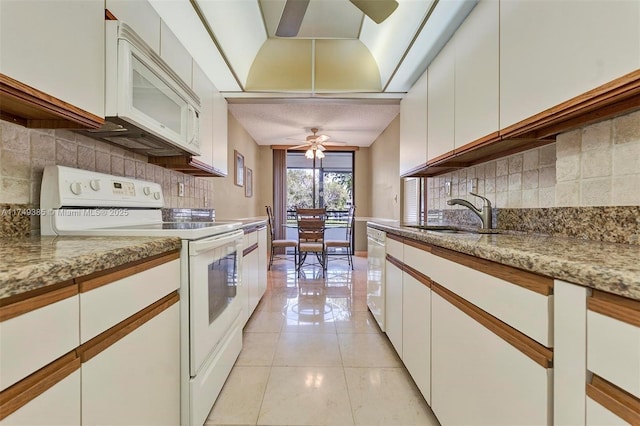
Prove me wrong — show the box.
[40,165,244,426]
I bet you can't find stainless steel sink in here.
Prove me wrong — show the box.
[405,225,471,234]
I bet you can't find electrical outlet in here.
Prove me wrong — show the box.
[469,178,478,193]
[445,181,452,196]
[178,182,185,197]
[204,195,209,208]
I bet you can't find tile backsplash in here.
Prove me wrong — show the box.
[428,109,640,210]
[0,120,214,233]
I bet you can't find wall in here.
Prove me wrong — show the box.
[369,115,401,220]
[209,113,263,220]
[0,120,215,233]
[427,110,640,211]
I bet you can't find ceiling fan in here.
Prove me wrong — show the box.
[288,128,347,158]
[276,0,399,37]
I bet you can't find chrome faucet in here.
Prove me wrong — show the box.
[447,192,493,230]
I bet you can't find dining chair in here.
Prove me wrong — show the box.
[295,208,327,278]
[324,206,356,270]
[266,206,297,270]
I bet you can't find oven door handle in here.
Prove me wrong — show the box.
[189,230,244,256]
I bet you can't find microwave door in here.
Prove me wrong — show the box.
[117,41,197,154]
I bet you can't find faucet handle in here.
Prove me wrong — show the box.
[469,192,492,209]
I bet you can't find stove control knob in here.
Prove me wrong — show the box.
[89,179,101,191]
[143,186,152,196]
[70,182,82,195]
[153,192,161,200]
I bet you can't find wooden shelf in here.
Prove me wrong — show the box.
[0,73,103,130]
[403,69,640,178]
[148,156,227,177]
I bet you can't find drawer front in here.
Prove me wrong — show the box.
[403,243,436,277]
[587,310,640,398]
[244,231,258,247]
[386,237,403,260]
[80,258,180,343]
[429,252,552,346]
[0,295,79,391]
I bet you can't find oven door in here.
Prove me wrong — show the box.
[189,230,244,375]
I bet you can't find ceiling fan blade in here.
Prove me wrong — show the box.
[288,144,311,150]
[315,134,330,143]
[322,140,348,145]
[275,0,310,37]
[349,0,398,24]
[317,144,326,151]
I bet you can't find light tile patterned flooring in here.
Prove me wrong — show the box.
[205,255,440,426]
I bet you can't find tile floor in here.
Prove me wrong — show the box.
[205,254,440,426]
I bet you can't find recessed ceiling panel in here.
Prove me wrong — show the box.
[246,39,313,91]
[195,0,267,86]
[314,40,381,91]
[359,0,435,89]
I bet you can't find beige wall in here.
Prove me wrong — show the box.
[209,113,266,219]
[369,115,401,220]
[427,109,640,210]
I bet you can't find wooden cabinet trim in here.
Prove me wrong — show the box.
[148,156,226,177]
[430,245,553,296]
[432,282,553,368]
[386,233,404,243]
[77,291,179,363]
[403,263,432,289]
[243,243,259,257]
[0,351,80,420]
[77,250,180,293]
[588,290,640,327]
[0,280,77,321]
[0,73,104,130]
[587,375,640,425]
[403,238,432,253]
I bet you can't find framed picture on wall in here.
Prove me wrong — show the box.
[245,167,253,197]
[234,150,244,187]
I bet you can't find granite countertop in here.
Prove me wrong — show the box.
[0,236,182,301]
[368,221,640,301]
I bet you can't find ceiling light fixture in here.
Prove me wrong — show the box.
[305,148,325,159]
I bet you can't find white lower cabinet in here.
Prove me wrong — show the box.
[431,292,552,425]
[401,272,431,404]
[384,259,403,357]
[586,397,630,426]
[81,303,180,425]
[0,252,181,425]
[243,226,268,323]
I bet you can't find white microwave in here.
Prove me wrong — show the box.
[91,21,200,157]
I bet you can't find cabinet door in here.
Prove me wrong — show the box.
[399,71,428,176]
[427,39,455,162]
[258,228,268,299]
[160,21,192,87]
[431,292,551,425]
[454,0,499,148]
[1,370,80,426]
[193,61,215,168]
[106,0,161,53]
[247,249,260,316]
[500,0,640,129]
[81,303,180,425]
[0,0,104,117]
[212,87,229,176]
[402,272,431,404]
[384,260,403,357]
